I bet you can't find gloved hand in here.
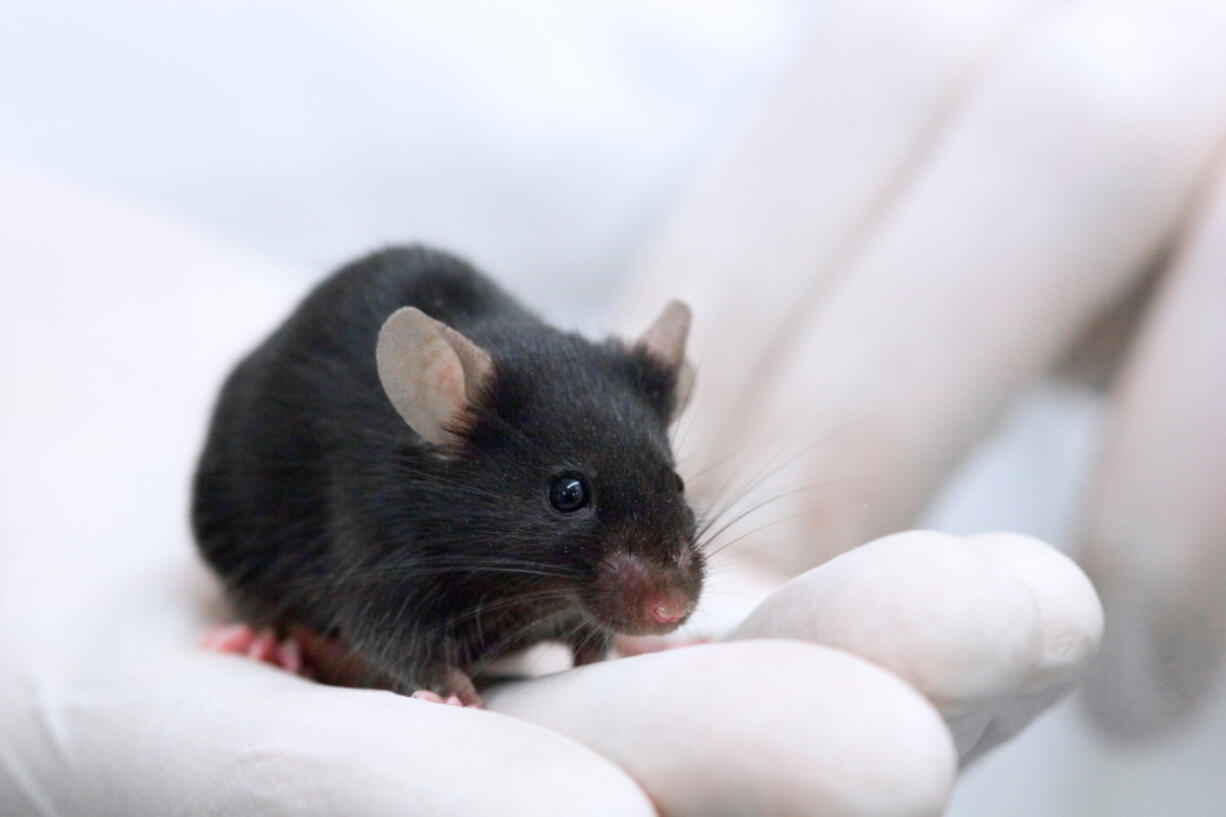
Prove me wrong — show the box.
[615,0,1226,740]
[1,167,1100,816]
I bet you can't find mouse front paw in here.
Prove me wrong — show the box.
[201,623,307,676]
[410,667,483,708]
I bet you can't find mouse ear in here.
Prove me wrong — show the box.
[376,307,493,448]
[635,300,695,420]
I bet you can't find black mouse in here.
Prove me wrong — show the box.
[191,245,703,704]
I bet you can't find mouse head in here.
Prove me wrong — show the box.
[375,301,703,637]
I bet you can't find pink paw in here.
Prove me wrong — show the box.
[201,624,306,676]
[410,668,484,708]
[410,690,471,707]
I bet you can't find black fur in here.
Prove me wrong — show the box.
[192,245,703,694]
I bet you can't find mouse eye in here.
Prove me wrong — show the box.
[548,474,589,513]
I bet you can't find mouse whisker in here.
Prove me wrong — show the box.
[696,480,845,554]
[428,588,577,633]
[701,512,812,560]
[373,564,579,581]
[691,418,862,547]
[356,586,578,683]
[463,609,578,680]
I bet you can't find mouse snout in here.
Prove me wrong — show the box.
[587,550,700,636]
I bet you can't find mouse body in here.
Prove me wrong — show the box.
[192,246,702,701]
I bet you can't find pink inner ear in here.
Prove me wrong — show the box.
[421,341,467,410]
[377,307,486,446]
[437,322,494,402]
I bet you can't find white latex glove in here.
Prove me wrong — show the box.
[0,168,1101,816]
[615,0,1226,740]
[730,531,1102,765]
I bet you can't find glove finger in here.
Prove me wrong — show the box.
[711,1,1226,574]
[1077,152,1226,740]
[486,639,956,817]
[731,530,1101,762]
[614,0,1056,482]
[4,636,654,817]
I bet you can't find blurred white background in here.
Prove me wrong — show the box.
[3,1,1223,813]
[1,0,801,320]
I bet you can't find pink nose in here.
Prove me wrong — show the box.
[650,599,686,624]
